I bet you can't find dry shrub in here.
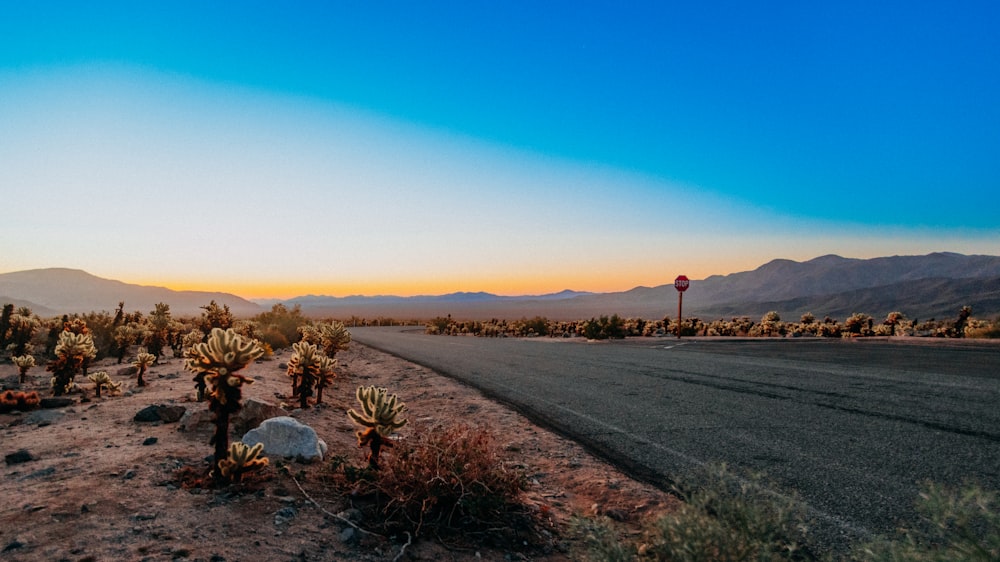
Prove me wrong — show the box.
[329,423,531,543]
[0,390,40,413]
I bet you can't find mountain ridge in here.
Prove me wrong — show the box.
[2,252,998,320]
[0,268,261,317]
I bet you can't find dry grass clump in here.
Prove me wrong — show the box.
[327,423,533,544]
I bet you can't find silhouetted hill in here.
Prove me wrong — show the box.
[693,276,1000,321]
[577,252,1000,320]
[283,253,1000,321]
[0,268,262,317]
[4,253,997,322]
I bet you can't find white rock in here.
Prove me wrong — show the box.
[241,416,327,463]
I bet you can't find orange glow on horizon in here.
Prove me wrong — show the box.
[129,269,729,301]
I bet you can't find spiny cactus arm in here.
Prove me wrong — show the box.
[105,380,123,395]
[347,407,378,428]
[12,355,35,368]
[88,371,112,384]
[316,356,337,384]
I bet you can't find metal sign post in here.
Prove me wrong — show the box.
[674,275,689,339]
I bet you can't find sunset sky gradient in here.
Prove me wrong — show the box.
[1,2,997,299]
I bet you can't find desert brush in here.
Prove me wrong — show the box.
[0,390,41,413]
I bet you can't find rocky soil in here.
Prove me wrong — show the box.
[1,342,676,561]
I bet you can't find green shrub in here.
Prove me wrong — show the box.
[573,465,811,562]
[855,482,1000,561]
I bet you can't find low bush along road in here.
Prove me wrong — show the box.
[349,326,1000,550]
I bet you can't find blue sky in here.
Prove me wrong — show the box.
[1,2,997,298]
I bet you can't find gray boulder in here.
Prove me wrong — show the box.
[241,416,327,463]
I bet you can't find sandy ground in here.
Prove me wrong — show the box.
[1,342,675,561]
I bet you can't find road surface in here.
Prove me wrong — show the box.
[348,327,1000,548]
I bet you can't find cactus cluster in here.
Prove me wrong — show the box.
[183,327,264,481]
[12,354,34,384]
[0,390,40,413]
[287,340,335,409]
[218,442,269,483]
[48,330,98,396]
[347,386,408,468]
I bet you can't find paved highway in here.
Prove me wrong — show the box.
[348,327,1000,548]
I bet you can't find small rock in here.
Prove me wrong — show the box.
[134,404,186,423]
[20,467,55,481]
[124,469,137,480]
[39,397,74,409]
[27,410,63,426]
[2,540,24,552]
[5,449,34,465]
[178,409,214,432]
[274,506,297,526]
[336,508,363,523]
[338,527,356,544]
[117,366,139,377]
[233,398,288,435]
[142,437,158,446]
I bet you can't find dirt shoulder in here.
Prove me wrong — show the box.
[1,343,676,561]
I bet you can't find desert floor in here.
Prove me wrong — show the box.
[1,342,676,561]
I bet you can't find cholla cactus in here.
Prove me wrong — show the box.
[134,348,156,387]
[347,386,408,469]
[12,354,35,384]
[183,327,264,480]
[286,341,323,409]
[88,371,113,398]
[314,354,337,406]
[182,329,205,349]
[48,331,97,396]
[105,379,123,396]
[218,442,269,484]
[317,321,351,357]
[299,321,351,357]
[113,324,137,364]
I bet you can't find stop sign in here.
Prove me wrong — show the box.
[674,275,690,292]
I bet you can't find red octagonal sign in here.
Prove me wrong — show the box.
[674,275,690,292]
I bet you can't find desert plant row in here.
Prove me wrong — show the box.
[422,306,998,340]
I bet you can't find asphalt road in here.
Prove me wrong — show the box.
[348,327,1000,549]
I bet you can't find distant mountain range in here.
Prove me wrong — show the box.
[2,252,998,321]
[0,268,261,317]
